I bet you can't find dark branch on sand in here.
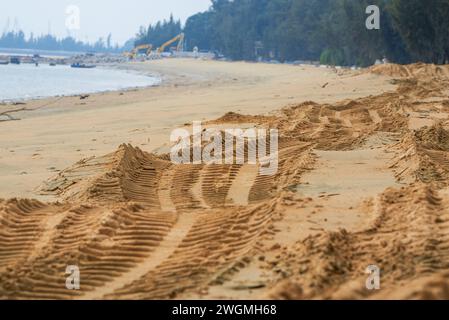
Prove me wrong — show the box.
[0,107,28,122]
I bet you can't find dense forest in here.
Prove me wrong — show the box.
[137,0,449,66]
[0,31,124,53]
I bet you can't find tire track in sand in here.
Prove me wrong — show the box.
[225,164,259,206]
[0,200,52,271]
[80,212,197,300]
[24,208,69,263]
[157,165,177,212]
[274,137,400,247]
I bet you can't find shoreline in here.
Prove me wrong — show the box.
[0,63,162,104]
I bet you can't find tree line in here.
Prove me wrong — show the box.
[0,31,124,53]
[137,0,449,66]
[135,14,182,48]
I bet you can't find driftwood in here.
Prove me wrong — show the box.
[0,107,28,122]
[0,96,64,122]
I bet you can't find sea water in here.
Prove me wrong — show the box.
[0,63,160,101]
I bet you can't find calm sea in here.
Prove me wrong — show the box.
[0,63,160,101]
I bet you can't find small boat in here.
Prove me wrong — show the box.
[71,63,96,69]
[10,57,20,64]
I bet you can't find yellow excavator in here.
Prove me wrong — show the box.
[124,44,153,59]
[157,33,184,54]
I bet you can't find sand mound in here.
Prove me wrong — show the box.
[276,91,408,150]
[269,183,449,299]
[370,63,449,79]
[390,124,449,186]
[208,111,275,125]
[39,144,171,204]
[370,63,413,78]
[415,124,449,151]
[377,272,449,300]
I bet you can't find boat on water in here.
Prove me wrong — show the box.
[70,62,96,69]
[10,57,20,64]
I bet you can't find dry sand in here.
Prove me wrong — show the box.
[1,59,449,300]
[0,59,394,199]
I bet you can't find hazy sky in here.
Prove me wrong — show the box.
[1,0,212,45]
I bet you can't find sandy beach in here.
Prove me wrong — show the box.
[2,59,449,300]
[0,59,395,199]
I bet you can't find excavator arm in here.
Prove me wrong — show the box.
[125,44,153,59]
[133,44,153,57]
[157,33,184,54]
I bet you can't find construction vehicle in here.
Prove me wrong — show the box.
[124,44,153,59]
[157,33,184,54]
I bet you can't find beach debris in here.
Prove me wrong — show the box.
[0,106,28,122]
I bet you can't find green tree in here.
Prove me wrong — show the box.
[390,0,449,63]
